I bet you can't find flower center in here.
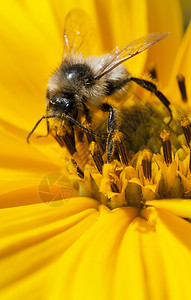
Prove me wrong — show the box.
[52,74,191,209]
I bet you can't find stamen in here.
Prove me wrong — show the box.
[149,66,158,81]
[71,159,84,178]
[90,142,104,174]
[141,149,152,180]
[111,181,119,193]
[180,117,191,146]
[115,131,129,166]
[160,130,172,165]
[177,74,187,102]
[180,117,191,172]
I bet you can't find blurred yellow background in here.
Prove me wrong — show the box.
[180,0,191,29]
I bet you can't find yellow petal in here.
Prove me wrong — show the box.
[1,201,191,299]
[146,199,191,218]
[0,169,79,208]
[141,207,191,300]
[169,21,191,107]
[46,206,139,300]
[93,0,149,76]
[0,200,138,299]
[0,123,62,173]
[0,1,63,131]
[144,0,183,86]
[49,206,191,300]
[0,198,100,299]
[179,0,191,29]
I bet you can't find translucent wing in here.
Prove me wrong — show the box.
[94,32,169,79]
[63,9,94,57]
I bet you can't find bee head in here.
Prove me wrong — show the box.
[46,91,78,119]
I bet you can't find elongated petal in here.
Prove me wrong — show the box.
[141,208,191,300]
[0,198,101,299]
[53,207,191,300]
[0,1,63,131]
[1,200,191,299]
[144,0,183,86]
[93,0,149,75]
[0,124,62,174]
[146,199,191,218]
[0,170,78,208]
[169,21,191,106]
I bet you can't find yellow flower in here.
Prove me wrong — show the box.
[0,1,191,300]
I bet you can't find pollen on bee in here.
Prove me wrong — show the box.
[160,129,172,165]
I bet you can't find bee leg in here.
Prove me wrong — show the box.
[37,119,50,139]
[129,77,172,124]
[83,104,104,173]
[100,103,117,163]
[27,115,52,144]
[36,106,51,139]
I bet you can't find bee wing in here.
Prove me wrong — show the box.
[94,32,169,79]
[63,9,94,57]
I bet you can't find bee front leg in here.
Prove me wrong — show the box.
[100,103,118,163]
[36,119,50,139]
[36,106,51,139]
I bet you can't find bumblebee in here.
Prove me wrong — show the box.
[27,10,171,175]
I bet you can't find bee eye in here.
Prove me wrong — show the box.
[49,96,72,113]
[49,95,56,105]
[49,100,55,105]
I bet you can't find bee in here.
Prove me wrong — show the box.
[27,9,172,175]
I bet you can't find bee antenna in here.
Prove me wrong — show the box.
[27,114,107,144]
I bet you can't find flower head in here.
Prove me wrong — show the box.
[0,1,191,300]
